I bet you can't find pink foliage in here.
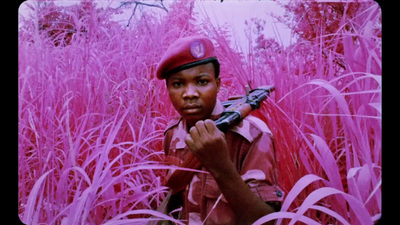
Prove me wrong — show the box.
[19,0,381,224]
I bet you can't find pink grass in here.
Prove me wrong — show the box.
[19,0,381,224]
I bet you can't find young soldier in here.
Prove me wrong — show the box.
[156,35,284,225]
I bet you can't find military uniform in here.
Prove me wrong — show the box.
[156,35,284,224]
[163,100,284,224]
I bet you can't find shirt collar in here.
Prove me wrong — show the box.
[210,99,225,120]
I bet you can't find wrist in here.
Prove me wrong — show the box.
[207,157,237,181]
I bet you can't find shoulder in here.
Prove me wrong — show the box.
[163,116,185,155]
[164,116,182,136]
[245,115,272,134]
[229,115,272,143]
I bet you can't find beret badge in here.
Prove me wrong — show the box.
[190,40,205,59]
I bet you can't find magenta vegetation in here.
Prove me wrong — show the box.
[18,1,381,224]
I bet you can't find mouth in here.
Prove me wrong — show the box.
[182,104,202,114]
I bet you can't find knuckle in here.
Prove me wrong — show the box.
[189,126,196,133]
[195,120,203,126]
[205,119,213,123]
[205,119,214,126]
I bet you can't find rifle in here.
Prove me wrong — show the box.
[164,85,275,194]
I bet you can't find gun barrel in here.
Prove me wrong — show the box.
[256,85,275,93]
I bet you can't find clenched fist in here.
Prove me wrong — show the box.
[184,119,232,176]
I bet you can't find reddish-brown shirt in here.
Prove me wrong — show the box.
[163,101,284,224]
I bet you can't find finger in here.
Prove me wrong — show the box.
[185,133,195,150]
[189,125,201,140]
[194,120,208,136]
[204,119,216,135]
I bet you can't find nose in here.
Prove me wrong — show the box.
[182,83,199,99]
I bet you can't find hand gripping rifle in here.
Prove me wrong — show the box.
[164,85,275,194]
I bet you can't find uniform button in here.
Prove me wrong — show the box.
[276,190,283,197]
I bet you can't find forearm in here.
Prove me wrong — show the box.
[209,160,276,225]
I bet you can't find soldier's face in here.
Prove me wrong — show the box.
[166,63,220,127]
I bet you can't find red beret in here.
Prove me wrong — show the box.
[156,35,218,79]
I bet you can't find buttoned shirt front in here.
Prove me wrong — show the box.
[163,100,284,224]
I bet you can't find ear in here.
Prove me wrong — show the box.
[216,77,221,93]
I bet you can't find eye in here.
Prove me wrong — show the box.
[197,79,209,86]
[172,81,184,88]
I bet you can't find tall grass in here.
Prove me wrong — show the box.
[19,0,381,224]
[246,2,382,224]
[19,1,193,224]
